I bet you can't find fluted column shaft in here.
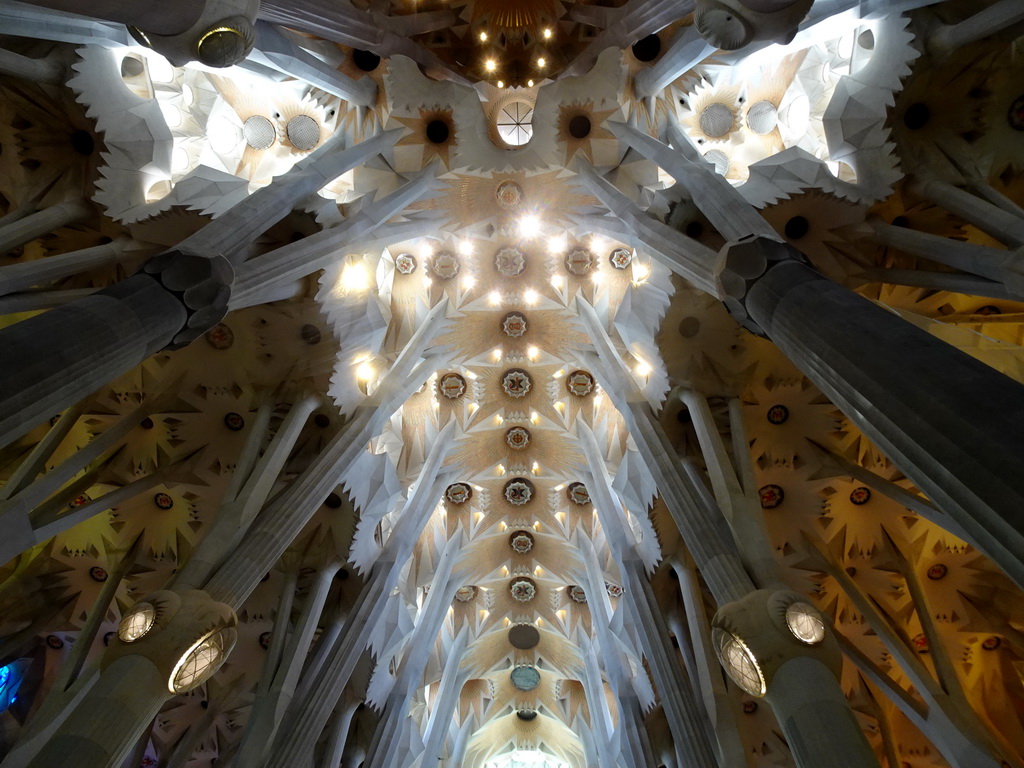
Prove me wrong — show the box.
[14,0,204,35]
[746,258,1024,588]
[0,273,186,448]
[911,177,1024,248]
[929,0,1024,53]
[0,200,90,255]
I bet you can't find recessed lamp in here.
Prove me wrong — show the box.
[485,59,497,72]
[492,348,503,360]
[356,361,375,381]
[546,234,566,254]
[537,57,546,68]
[340,262,370,292]
[550,274,564,288]
[488,290,501,305]
[635,361,651,377]
[527,79,534,87]
[633,263,650,282]
[527,346,539,360]
[479,31,488,41]
[543,28,553,39]
[462,275,476,290]
[459,239,474,255]
[524,288,539,305]
[419,242,434,259]
[497,80,504,88]
[518,215,541,238]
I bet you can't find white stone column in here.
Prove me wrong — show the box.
[0,199,90,255]
[0,238,136,297]
[0,46,63,83]
[929,0,1024,54]
[910,177,1024,248]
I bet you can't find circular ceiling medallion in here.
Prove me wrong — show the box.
[431,251,460,279]
[89,566,108,582]
[982,636,1002,650]
[205,323,234,350]
[286,114,321,151]
[46,634,65,649]
[516,709,538,721]
[605,582,624,598]
[609,248,633,270]
[509,530,535,554]
[502,369,532,398]
[154,492,174,510]
[849,487,871,505]
[224,412,245,431]
[438,372,467,400]
[243,115,276,150]
[495,247,526,277]
[566,370,594,397]
[926,563,947,581]
[1008,95,1024,131]
[502,312,528,338]
[506,426,531,450]
[766,404,789,424]
[510,665,541,691]
[567,585,587,603]
[395,253,417,275]
[508,623,540,649]
[445,482,472,505]
[758,484,784,509]
[301,324,321,345]
[510,577,536,602]
[496,180,524,209]
[455,585,477,602]
[565,247,594,275]
[700,103,735,138]
[912,633,928,652]
[567,482,591,506]
[504,478,534,506]
[746,100,779,134]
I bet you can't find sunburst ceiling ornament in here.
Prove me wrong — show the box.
[566,483,591,505]
[510,530,535,554]
[510,577,537,602]
[504,478,534,505]
[496,247,527,277]
[502,369,533,398]
[609,248,633,270]
[506,427,531,449]
[431,251,460,280]
[455,585,477,602]
[446,482,473,505]
[502,312,528,338]
[565,371,594,397]
[567,585,587,603]
[557,102,618,163]
[564,248,594,275]
[496,180,525,210]
[394,107,456,168]
[395,253,417,275]
[439,373,468,399]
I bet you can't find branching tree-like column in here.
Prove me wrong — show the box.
[576,299,881,768]
[596,119,1024,591]
[0,130,402,449]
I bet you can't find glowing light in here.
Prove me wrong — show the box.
[497,80,504,88]
[555,400,565,413]
[635,360,652,377]
[532,461,540,473]
[546,234,566,254]
[459,239,474,255]
[530,411,539,424]
[543,28,553,39]
[466,371,478,380]
[462,275,476,290]
[591,270,603,283]
[356,361,375,381]
[550,274,564,289]
[534,566,543,575]
[518,215,541,238]
[497,464,506,475]
[485,59,497,73]
[468,402,479,414]
[488,290,502,306]
[527,79,535,87]
[495,414,503,425]
[527,346,539,360]
[339,261,370,292]
[633,262,650,282]
[553,369,565,378]
[524,289,539,305]
[589,235,607,252]
[479,31,488,41]
[492,348,503,361]
[536,57,547,68]
[419,242,434,259]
